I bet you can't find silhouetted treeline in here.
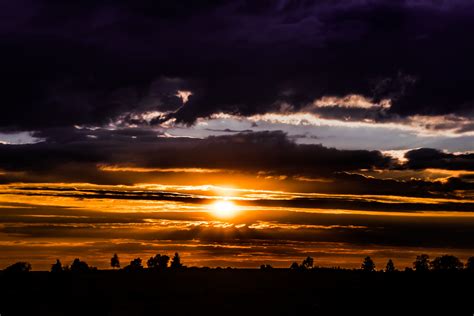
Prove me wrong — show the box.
[2,262,473,316]
[288,254,474,273]
[2,253,474,273]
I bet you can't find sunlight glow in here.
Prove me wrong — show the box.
[211,200,237,219]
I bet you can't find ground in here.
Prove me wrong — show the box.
[0,268,472,315]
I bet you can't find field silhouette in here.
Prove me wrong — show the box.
[1,254,473,315]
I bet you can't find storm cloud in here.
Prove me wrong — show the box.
[1,0,474,131]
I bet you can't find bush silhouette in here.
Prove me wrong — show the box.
[70,258,91,273]
[122,258,143,272]
[430,255,463,271]
[170,252,183,269]
[110,253,120,269]
[147,254,170,270]
[361,256,375,272]
[466,256,474,271]
[51,259,63,273]
[4,262,31,274]
[385,259,396,272]
[413,254,430,272]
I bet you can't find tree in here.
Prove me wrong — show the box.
[430,255,463,271]
[147,255,158,269]
[147,254,170,270]
[301,256,314,269]
[51,259,63,273]
[70,258,90,273]
[111,253,120,269]
[123,258,143,272]
[260,264,273,270]
[361,256,375,272]
[466,256,474,271]
[385,259,396,272]
[170,252,183,269]
[290,262,300,270]
[159,255,170,269]
[4,262,31,274]
[413,254,430,272]
[130,258,143,269]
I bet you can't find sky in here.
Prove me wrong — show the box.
[1,0,474,270]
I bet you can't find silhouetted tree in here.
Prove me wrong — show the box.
[147,256,157,269]
[260,264,273,270]
[123,257,143,272]
[170,252,183,269]
[160,255,170,268]
[4,262,31,274]
[70,258,90,273]
[302,256,314,269]
[51,259,63,273]
[131,258,143,269]
[111,253,120,269]
[147,254,170,270]
[385,259,396,272]
[430,255,463,271]
[466,256,474,271]
[361,256,375,272]
[289,256,314,271]
[290,262,300,270]
[413,254,430,272]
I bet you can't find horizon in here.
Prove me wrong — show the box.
[4,251,471,272]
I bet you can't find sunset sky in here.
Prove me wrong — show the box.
[1,0,474,270]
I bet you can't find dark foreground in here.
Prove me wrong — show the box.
[1,269,473,316]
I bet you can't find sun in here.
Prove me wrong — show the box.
[211,200,237,219]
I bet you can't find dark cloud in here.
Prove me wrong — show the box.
[404,148,474,170]
[3,129,474,197]
[270,171,474,199]
[1,0,474,130]
[0,130,393,181]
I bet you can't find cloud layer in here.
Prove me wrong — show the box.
[2,0,474,131]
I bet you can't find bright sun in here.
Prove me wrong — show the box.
[211,200,237,219]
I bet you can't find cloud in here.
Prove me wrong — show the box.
[2,199,474,270]
[404,148,474,170]
[0,130,393,181]
[2,200,474,251]
[4,177,474,213]
[1,0,474,131]
[2,129,474,198]
[312,95,391,109]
